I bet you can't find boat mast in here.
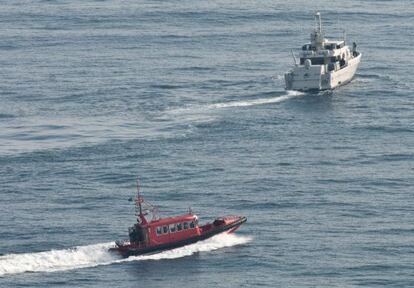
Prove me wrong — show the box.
[315,12,322,35]
[311,12,324,50]
[135,178,147,224]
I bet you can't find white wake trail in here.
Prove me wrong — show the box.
[209,90,304,109]
[0,242,115,276]
[0,234,250,277]
[167,91,304,116]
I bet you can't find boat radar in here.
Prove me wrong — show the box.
[284,12,361,91]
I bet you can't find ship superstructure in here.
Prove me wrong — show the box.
[285,12,361,91]
[110,180,246,257]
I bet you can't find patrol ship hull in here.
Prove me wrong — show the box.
[110,216,246,258]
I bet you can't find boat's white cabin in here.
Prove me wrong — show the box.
[298,39,353,67]
[284,12,361,91]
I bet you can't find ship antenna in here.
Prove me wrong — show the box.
[315,11,322,35]
[135,178,143,218]
[311,12,324,50]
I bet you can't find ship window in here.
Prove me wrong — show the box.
[156,226,162,235]
[310,58,324,65]
[177,223,182,231]
[189,221,195,229]
[163,226,168,234]
[336,43,345,49]
[303,44,312,50]
[183,222,189,229]
[169,224,176,233]
[300,57,325,65]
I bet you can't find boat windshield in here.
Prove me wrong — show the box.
[300,56,337,65]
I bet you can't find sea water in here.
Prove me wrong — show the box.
[0,0,413,287]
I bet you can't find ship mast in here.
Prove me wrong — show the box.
[135,178,147,224]
[315,12,322,35]
[311,12,324,50]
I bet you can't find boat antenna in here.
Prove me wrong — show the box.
[135,178,143,218]
[315,11,322,35]
[311,12,324,50]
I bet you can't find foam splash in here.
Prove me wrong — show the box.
[208,90,304,109]
[168,90,304,116]
[0,233,250,277]
[0,242,115,276]
[271,74,284,81]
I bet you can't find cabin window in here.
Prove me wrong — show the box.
[336,43,345,49]
[156,226,162,235]
[300,58,323,65]
[163,226,168,234]
[177,223,183,231]
[189,221,195,229]
[311,58,325,65]
[183,222,189,230]
[302,44,312,51]
[169,224,176,233]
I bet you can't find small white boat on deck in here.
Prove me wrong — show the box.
[284,12,361,92]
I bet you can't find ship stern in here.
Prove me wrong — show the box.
[284,72,294,90]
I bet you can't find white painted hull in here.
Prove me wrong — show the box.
[328,53,361,89]
[285,53,361,92]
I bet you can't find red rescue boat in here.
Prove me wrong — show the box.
[109,180,247,258]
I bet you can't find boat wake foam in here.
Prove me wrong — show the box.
[0,233,250,277]
[167,90,304,118]
[208,90,304,109]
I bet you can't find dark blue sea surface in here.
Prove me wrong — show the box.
[1,0,413,287]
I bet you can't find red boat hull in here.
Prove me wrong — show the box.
[110,216,246,258]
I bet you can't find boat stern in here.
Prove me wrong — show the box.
[284,71,294,90]
[285,64,329,91]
